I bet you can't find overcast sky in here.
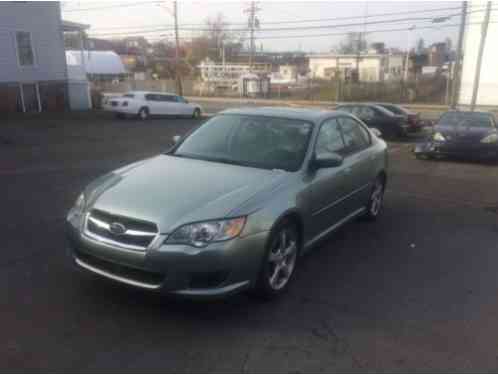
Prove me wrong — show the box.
[62,1,462,52]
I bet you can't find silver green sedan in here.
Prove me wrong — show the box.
[66,107,388,299]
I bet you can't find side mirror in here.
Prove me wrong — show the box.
[310,153,343,170]
[371,128,382,138]
[172,135,181,144]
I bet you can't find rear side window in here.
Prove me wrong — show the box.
[160,95,176,102]
[145,94,158,101]
[316,118,345,158]
[338,117,371,155]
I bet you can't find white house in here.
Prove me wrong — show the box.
[308,53,404,82]
[459,2,498,106]
[0,2,69,112]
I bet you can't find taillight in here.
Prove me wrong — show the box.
[122,101,128,107]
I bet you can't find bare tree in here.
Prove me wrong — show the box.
[332,32,367,54]
[203,12,245,61]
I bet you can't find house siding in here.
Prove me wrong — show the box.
[0,2,67,83]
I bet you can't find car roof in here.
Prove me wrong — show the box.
[127,91,179,96]
[337,102,399,116]
[219,106,342,123]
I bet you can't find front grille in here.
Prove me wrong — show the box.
[85,209,158,251]
[75,249,164,286]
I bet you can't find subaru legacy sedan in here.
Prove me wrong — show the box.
[66,107,388,299]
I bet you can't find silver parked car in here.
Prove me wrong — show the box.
[66,107,388,299]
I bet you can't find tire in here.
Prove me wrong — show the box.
[363,176,386,221]
[138,107,149,120]
[192,108,201,119]
[254,220,300,299]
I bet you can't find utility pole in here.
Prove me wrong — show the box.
[470,1,491,111]
[173,0,183,96]
[355,32,362,82]
[244,1,260,71]
[451,1,467,109]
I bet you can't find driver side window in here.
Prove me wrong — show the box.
[315,118,346,158]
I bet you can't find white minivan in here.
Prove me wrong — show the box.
[103,91,202,120]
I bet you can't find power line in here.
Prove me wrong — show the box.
[86,5,497,38]
[88,5,493,36]
[89,15,456,36]
[88,20,498,42]
[81,5,483,31]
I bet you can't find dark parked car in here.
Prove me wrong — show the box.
[414,111,498,161]
[336,103,409,138]
[374,103,423,132]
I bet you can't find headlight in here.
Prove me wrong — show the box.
[67,193,86,225]
[165,217,246,248]
[433,132,446,142]
[481,133,498,144]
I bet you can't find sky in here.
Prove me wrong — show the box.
[61,0,462,53]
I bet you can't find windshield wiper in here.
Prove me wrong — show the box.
[173,153,255,167]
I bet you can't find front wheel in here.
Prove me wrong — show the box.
[363,176,385,221]
[254,221,300,299]
[138,107,149,120]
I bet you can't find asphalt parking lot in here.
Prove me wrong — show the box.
[2,111,498,372]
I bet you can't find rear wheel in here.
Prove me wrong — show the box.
[138,107,149,120]
[363,176,385,221]
[192,108,201,119]
[254,221,300,299]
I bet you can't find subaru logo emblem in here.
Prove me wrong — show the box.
[109,222,126,235]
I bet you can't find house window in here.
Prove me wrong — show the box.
[16,31,35,66]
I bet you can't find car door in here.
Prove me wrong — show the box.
[337,116,377,211]
[174,95,192,115]
[157,94,176,115]
[144,93,160,115]
[309,118,351,239]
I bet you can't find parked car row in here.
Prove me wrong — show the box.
[102,91,202,120]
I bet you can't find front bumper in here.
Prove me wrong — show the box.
[66,221,269,298]
[414,140,498,160]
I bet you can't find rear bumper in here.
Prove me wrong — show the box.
[66,220,268,298]
[102,105,137,115]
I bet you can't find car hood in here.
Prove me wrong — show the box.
[434,124,494,142]
[86,155,286,233]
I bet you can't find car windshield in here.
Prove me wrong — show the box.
[438,112,494,128]
[172,114,313,172]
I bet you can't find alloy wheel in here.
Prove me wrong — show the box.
[370,179,384,217]
[267,228,298,291]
